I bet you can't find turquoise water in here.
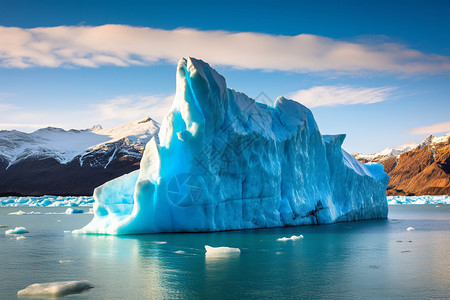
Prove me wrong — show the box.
[1,205,449,299]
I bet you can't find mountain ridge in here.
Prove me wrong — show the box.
[353,133,450,196]
[0,118,160,196]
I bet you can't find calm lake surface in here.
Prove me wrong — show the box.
[1,205,449,299]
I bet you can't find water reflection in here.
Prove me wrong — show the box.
[62,207,450,299]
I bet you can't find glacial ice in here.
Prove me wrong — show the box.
[5,227,28,234]
[0,195,94,207]
[75,57,389,235]
[17,281,93,297]
[205,245,241,256]
[65,208,84,214]
[277,235,304,242]
[387,195,450,205]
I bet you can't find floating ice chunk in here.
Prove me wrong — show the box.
[277,235,304,241]
[16,236,27,240]
[175,250,186,254]
[155,241,167,244]
[17,280,93,297]
[8,210,26,215]
[5,227,28,234]
[65,208,84,214]
[406,227,415,231]
[59,260,72,263]
[205,245,241,256]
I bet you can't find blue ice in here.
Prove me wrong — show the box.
[75,57,389,235]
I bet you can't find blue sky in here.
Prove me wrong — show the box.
[0,0,449,153]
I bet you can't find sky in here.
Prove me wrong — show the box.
[0,0,449,154]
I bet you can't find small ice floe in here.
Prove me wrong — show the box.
[57,220,61,222]
[175,250,186,254]
[277,235,304,242]
[155,241,167,244]
[406,227,415,231]
[8,210,26,215]
[59,260,72,263]
[65,208,84,214]
[204,245,240,256]
[5,227,29,235]
[16,236,27,240]
[17,280,93,297]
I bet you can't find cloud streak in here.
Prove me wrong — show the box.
[93,94,174,124]
[1,25,449,74]
[0,93,173,132]
[287,85,394,108]
[410,121,450,135]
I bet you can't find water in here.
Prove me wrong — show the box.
[0,205,449,299]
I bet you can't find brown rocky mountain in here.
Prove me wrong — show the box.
[353,133,450,196]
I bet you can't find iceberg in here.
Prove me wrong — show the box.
[75,57,389,235]
[5,227,28,234]
[205,245,241,256]
[17,280,93,297]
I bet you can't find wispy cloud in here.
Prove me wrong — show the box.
[0,103,16,111]
[287,85,394,108]
[93,94,174,123]
[0,93,173,132]
[410,121,450,135]
[0,25,449,74]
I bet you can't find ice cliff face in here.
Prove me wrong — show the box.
[76,57,389,235]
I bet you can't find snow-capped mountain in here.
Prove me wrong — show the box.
[353,133,450,196]
[352,143,417,163]
[0,118,160,196]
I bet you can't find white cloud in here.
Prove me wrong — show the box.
[410,121,450,135]
[287,85,394,108]
[0,25,449,73]
[93,94,173,123]
[0,93,173,132]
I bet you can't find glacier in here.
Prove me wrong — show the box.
[75,57,389,235]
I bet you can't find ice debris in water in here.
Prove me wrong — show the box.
[387,195,450,205]
[277,235,304,241]
[75,57,389,235]
[5,227,28,234]
[205,245,241,256]
[65,208,84,214]
[406,227,415,231]
[16,236,27,240]
[17,280,93,297]
[0,195,94,207]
